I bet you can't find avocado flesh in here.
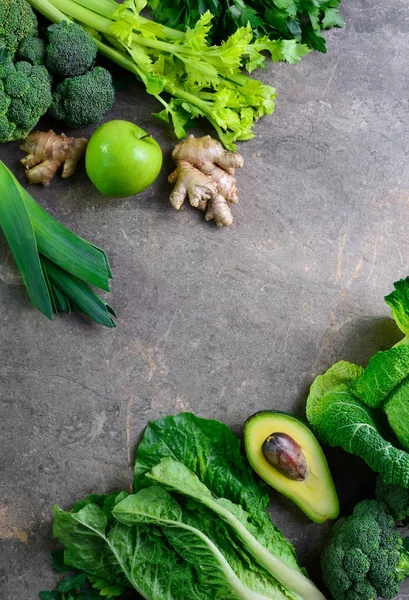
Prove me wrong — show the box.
[244,411,339,524]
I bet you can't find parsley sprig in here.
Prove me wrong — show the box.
[148,0,345,53]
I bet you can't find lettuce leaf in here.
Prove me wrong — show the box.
[52,500,204,600]
[134,412,269,514]
[113,486,296,600]
[145,457,326,600]
[133,412,303,573]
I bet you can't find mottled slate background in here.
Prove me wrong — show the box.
[1,0,409,597]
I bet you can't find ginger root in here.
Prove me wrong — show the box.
[20,130,88,186]
[169,135,244,228]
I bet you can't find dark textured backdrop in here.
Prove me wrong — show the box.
[1,0,409,597]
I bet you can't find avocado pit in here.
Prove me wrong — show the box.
[262,432,307,481]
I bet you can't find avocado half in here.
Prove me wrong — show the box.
[244,411,339,524]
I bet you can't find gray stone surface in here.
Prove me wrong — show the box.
[1,0,409,597]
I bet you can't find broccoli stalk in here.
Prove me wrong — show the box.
[322,498,409,600]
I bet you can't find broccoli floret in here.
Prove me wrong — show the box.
[0,56,52,142]
[346,581,376,600]
[322,499,409,600]
[45,21,97,78]
[49,66,115,128]
[376,475,409,521]
[344,549,370,582]
[0,0,38,56]
[17,36,46,65]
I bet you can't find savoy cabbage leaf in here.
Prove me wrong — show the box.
[306,361,409,488]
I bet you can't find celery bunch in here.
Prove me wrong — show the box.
[27,0,310,149]
[0,162,115,327]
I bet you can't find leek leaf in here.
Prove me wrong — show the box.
[43,258,116,328]
[18,183,112,292]
[0,161,115,327]
[0,162,53,319]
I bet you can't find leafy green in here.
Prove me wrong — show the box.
[385,277,409,338]
[43,413,323,600]
[147,0,344,53]
[113,486,304,600]
[306,361,409,487]
[53,498,226,600]
[351,347,409,409]
[0,161,115,327]
[145,457,324,600]
[27,0,283,149]
[349,279,409,450]
[133,412,269,514]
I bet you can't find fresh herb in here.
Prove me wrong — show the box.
[27,0,311,149]
[42,413,325,600]
[147,0,345,53]
[0,161,115,326]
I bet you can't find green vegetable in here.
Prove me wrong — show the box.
[27,0,295,149]
[0,47,52,142]
[114,486,292,600]
[385,277,409,339]
[142,457,325,600]
[17,36,46,65]
[148,0,344,53]
[321,496,409,600]
[49,66,115,128]
[133,412,271,515]
[0,161,116,326]
[375,475,409,522]
[350,278,409,451]
[43,413,324,600]
[0,0,38,56]
[45,21,97,78]
[306,361,409,487]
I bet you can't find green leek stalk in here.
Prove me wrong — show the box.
[0,162,116,327]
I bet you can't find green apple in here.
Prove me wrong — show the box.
[85,120,163,197]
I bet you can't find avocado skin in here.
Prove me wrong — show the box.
[244,410,340,524]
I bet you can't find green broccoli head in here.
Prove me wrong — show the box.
[321,499,409,600]
[17,36,46,66]
[376,475,409,521]
[49,66,115,129]
[0,0,38,56]
[0,56,52,142]
[45,21,98,78]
